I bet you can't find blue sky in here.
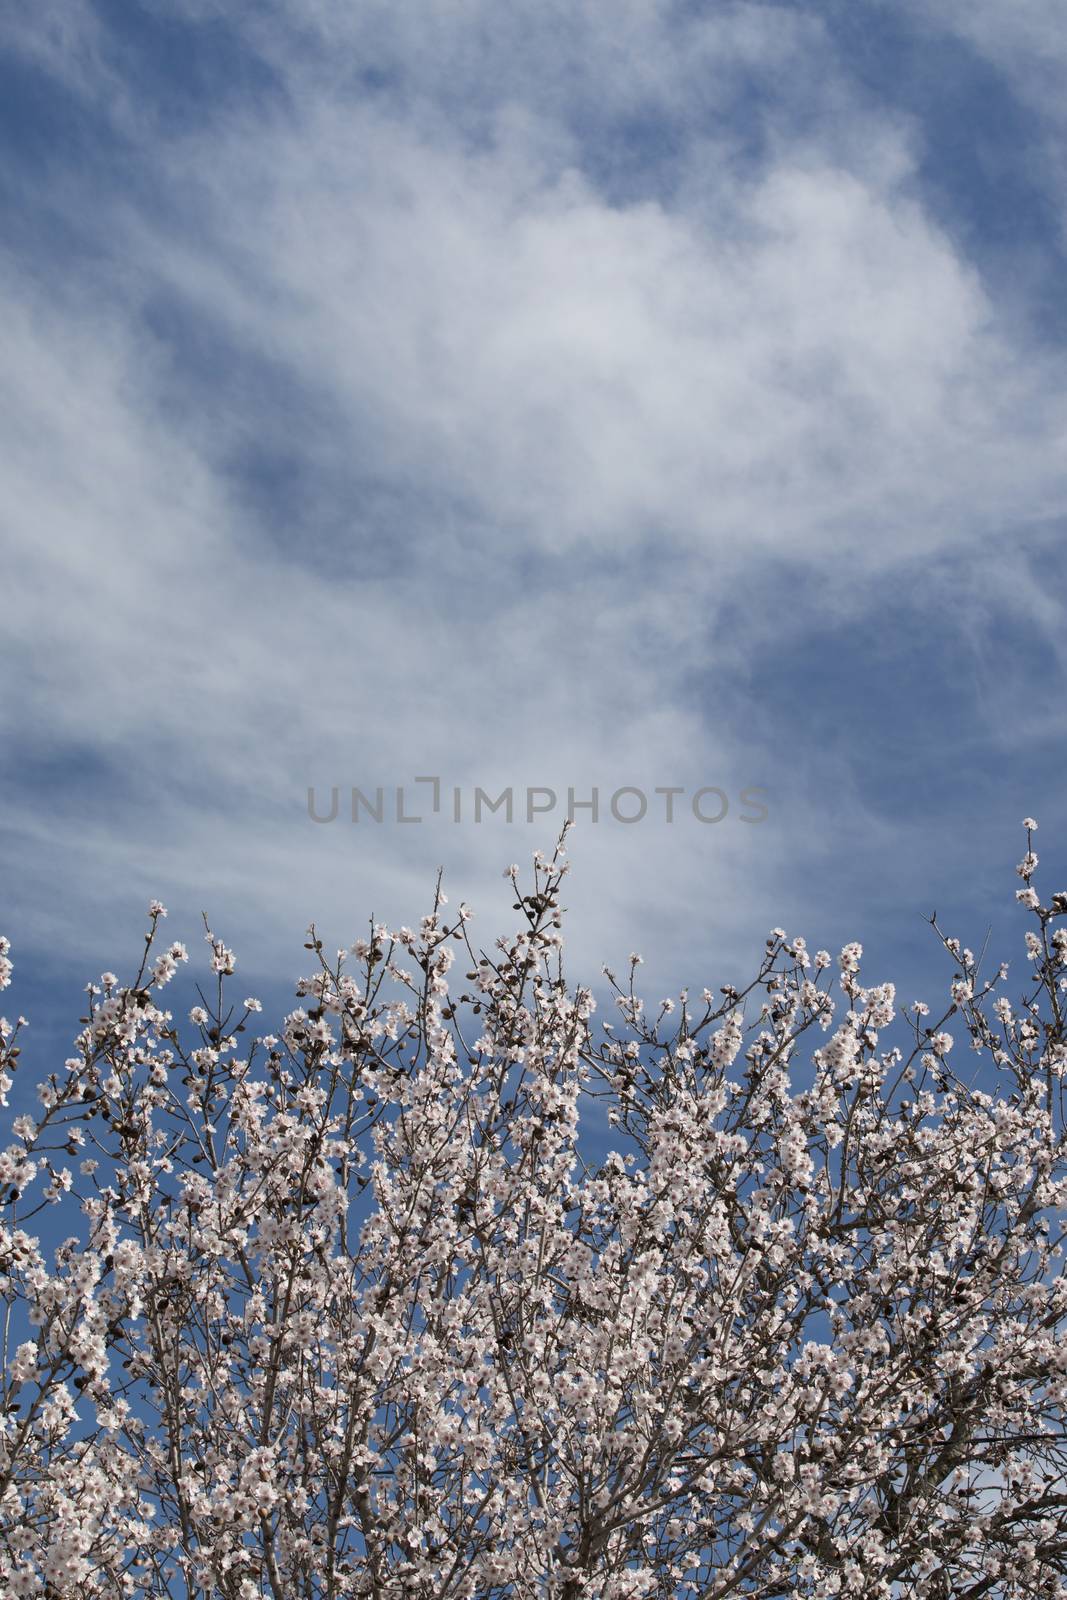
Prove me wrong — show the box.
[2,0,1066,1088]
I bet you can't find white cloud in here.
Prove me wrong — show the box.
[121,79,1063,565]
[0,0,109,93]
[2,0,1065,998]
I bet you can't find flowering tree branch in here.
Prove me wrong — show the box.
[0,821,1065,1597]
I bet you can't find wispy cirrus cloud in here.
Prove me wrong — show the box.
[1,0,1064,1008]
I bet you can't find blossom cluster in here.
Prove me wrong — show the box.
[0,822,1065,1598]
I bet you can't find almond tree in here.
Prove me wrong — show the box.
[0,821,1065,1598]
